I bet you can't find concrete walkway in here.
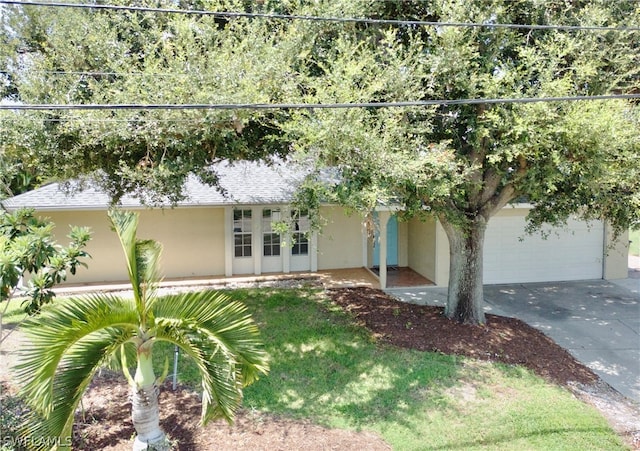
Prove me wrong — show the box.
[387,277,640,403]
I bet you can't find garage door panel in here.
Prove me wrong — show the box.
[484,216,603,284]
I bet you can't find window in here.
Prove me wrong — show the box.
[262,208,281,257]
[291,209,309,256]
[233,209,252,257]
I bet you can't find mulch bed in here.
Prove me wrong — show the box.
[327,287,599,386]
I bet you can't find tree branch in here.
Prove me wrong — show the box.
[467,104,489,207]
[480,184,517,219]
[480,156,527,219]
[479,168,502,206]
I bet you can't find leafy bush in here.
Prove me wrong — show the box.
[0,208,91,315]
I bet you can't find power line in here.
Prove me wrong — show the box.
[1,0,639,32]
[29,117,219,123]
[0,70,180,76]
[1,94,639,111]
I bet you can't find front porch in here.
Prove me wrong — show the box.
[369,266,434,288]
[52,267,432,296]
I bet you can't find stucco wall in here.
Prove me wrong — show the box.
[36,210,126,284]
[317,206,365,270]
[137,208,226,279]
[407,216,438,283]
[34,204,628,286]
[604,227,629,279]
[38,207,226,284]
[397,219,409,267]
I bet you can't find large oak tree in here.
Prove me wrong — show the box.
[284,0,640,324]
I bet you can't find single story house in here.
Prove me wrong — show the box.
[2,160,629,288]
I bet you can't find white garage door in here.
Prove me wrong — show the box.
[483,216,604,284]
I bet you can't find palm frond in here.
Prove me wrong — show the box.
[106,341,138,381]
[108,209,163,321]
[15,294,139,441]
[20,328,135,447]
[135,238,163,313]
[152,290,269,423]
[154,320,244,423]
[108,209,143,308]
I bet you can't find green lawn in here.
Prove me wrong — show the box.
[156,288,624,450]
[0,298,28,327]
[630,229,640,257]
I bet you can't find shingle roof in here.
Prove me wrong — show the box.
[2,160,308,211]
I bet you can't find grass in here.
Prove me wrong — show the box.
[0,298,28,327]
[0,297,29,346]
[630,228,640,257]
[156,288,625,450]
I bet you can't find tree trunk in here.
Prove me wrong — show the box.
[131,350,167,450]
[441,216,488,325]
[131,384,166,450]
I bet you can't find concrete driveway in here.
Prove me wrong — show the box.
[387,277,640,402]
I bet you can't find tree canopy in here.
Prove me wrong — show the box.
[285,0,639,224]
[283,0,640,323]
[1,0,298,203]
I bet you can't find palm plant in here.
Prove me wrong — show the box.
[15,209,269,450]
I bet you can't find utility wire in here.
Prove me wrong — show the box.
[1,0,639,32]
[0,70,185,76]
[1,94,639,111]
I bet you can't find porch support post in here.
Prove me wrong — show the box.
[378,211,391,289]
[282,207,291,274]
[361,220,368,267]
[252,207,261,275]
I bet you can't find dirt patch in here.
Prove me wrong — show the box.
[2,286,639,449]
[72,373,391,451]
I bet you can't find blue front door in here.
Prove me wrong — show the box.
[373,214,398,267]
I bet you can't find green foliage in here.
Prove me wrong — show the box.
[0,153,41,200]
[1,1,298,204]
[4,0,637,222]
[0,208,91,316]
[2,0,638,324]
[630,229,640,257]
[0,298,26,326]
[279,0,640,323]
